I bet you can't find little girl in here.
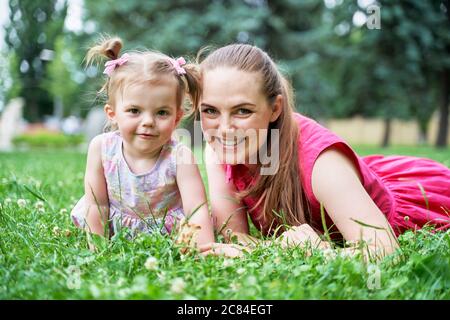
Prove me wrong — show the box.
[71,37,214,249]
[196,44,450,259]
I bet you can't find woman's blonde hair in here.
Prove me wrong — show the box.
[197,44,310,234]
[86,36,201,131]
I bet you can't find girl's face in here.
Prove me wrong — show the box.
[105,76,182,157]
[200,67,282,165]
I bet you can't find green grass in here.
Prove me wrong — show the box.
[0,145,449,299]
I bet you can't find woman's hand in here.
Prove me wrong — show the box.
[278,224,331,250]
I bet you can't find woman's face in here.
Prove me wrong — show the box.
[200,67,282,165]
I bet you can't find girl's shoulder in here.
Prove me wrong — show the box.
[97,131,122,159]
[158,137,196,176]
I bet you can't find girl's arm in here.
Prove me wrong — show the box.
[83,135,110,238]
[311,146,399,258]
[204,143,249,239]
[176,145,215,248]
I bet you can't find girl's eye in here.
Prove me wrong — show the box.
[128,108,140,114]
[157,110,170,116]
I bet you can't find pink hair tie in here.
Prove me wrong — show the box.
[168,57,186,75]
[103,53,130,76]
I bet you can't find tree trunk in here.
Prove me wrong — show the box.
[418,127,428,145]
[435,69,449,148]
[381,117,391,148]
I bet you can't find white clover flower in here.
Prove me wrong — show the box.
[246,276,257,286]
[116,277,126,287]
[38,207,45,214]
[339,249,356,259]
[322,248,337,262]
[298,265,312,272]
[35,200,45,209]
[89,284,101,298]
[17,199,27,207]
[144,256,159,271]
[53,226,61,236]
[223,259,234,267]
[170,277,186,294]
[230,282,241,291]
[4,198,12,205]
[236,267,246,275]
[60,208,68,214]
[157,271,166,282]
[274,257,281,265]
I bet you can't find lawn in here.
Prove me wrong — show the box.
[0,145,449,299]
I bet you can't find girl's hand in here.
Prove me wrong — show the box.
[175,217,202,254]
[199,242,250,258]
[278,224,331,250]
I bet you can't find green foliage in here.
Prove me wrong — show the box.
[0,147,449,299]
[12,131,84,148]
[3,0,449,145]
[5,0,68,121]
[43,36,79,117]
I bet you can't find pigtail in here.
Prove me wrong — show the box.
[181,63,202,117]
[85,36,123,67]
[85,36,124,133]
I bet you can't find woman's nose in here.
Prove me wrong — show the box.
[218,115,234,132]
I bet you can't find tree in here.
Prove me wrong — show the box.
[44,36,80,118]
[5,0,68,122]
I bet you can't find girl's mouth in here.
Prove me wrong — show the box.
[137,133,158,139]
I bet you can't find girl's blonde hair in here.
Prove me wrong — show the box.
[197,44,310,233]
[86,36,201,131]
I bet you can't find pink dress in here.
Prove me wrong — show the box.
[71,131,185,236]
[225,113,450,238]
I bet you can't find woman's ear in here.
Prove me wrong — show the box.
[270,94,283,123]
[104,104,115,120]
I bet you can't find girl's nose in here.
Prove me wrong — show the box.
[142,113,155,127]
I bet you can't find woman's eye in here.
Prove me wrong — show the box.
[202,108,217,115]
[236,108,252,115]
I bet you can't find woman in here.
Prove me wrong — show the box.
[196,44,450,259]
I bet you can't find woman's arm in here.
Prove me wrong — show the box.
[176,145,215,248]
[204,144,249,239]
[311,146,399,258]
[83,135,110,239]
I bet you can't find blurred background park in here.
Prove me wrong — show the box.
[0,0,449,151]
